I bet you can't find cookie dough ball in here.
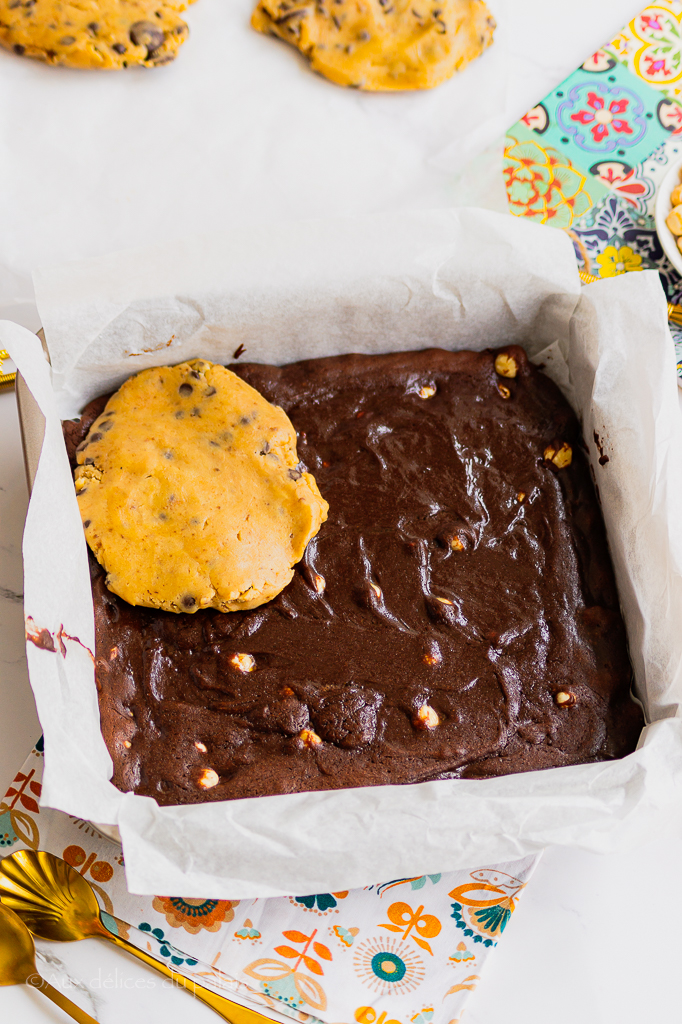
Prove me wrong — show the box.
[0,0,196,69]
[74,360,329,613]
[251,0,495,91]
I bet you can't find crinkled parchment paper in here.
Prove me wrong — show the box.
[4,208,682,898]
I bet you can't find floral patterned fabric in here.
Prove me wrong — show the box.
[505,0,682,377]
[0,743,540,1024]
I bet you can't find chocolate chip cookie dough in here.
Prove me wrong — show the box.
[251,0,495,91]
[0,0,196,69]
[74,359,328,613]
[65,348,643,805]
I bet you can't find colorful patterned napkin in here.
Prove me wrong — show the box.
[504,0,682,378]
[0,741,539,1024]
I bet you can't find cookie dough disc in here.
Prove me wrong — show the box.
[251,0,495,91]
[74,360,329,613]
[0,0,196,69]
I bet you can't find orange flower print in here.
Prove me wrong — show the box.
[504,135,594,228]
[378,901,441,955]
[152,896,239,934]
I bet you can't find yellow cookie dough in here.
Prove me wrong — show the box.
[74,360,329,613]
[251,0,495,91]
[0,0,196,69]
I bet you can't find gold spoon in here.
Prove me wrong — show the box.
[0,850,270,1024]
[0,899,99,1023]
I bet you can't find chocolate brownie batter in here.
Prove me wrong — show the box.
[64,347,643,805]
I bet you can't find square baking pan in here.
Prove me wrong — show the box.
[7,209,682,898]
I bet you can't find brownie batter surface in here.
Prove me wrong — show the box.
[66,347,643,805]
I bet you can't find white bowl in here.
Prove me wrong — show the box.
[654,155,682,276]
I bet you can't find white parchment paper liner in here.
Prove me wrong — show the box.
[5,208,682,898]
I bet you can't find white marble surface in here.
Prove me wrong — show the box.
[3,1,682,1021]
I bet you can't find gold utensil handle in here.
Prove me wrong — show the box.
[108,932,271,1024]
[32,975,99,1024]
[0,349,15,392]
[578,269,682,326]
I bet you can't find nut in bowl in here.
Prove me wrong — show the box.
[654,154,682,276]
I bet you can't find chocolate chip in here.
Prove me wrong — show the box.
[205,386,217,397]
[129,20,165,57]
[87,21,99,34]
[436,528,465,551]
[84,457,95,466]
[99,420,113,431]
[59,35,76,45]
[83,519,91,528]
[179,383,193,396]
[76,441,88,452]
[182,596,196,609]
[112,42,127,54]
[13,44,25,55]
[190,370,201,379]
[425,594,459,626]
[89,432,103,443]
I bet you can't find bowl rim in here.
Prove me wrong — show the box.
[654,154,682,277]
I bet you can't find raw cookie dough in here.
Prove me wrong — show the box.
[74,359,328,613]
[251,0,495,91]
[0,0,196,69]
